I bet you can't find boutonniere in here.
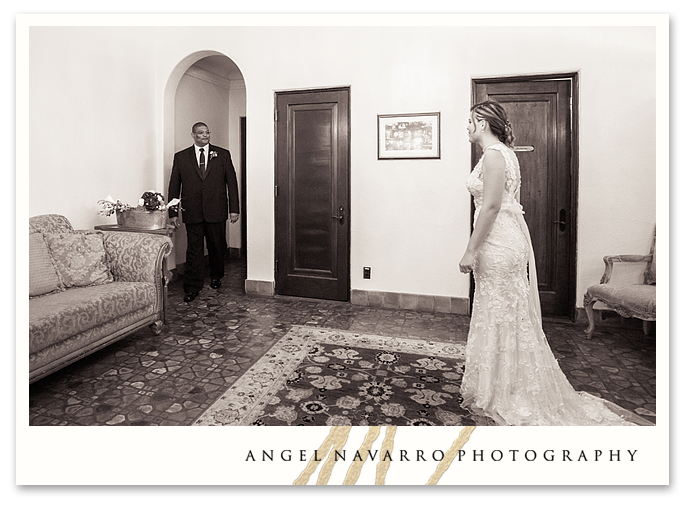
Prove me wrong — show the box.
[210,151,218,159]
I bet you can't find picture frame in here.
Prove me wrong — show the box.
[377,112,441,160]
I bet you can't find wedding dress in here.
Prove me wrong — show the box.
[460,142,641,426]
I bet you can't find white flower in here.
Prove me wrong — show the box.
[97,196,132,216]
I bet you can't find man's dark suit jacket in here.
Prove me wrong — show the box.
[167,144,239,224]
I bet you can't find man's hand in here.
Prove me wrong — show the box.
[170,217,181,228]
[230,213,240,224]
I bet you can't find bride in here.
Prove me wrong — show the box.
[458,100,644,426]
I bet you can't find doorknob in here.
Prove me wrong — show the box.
[332,205,345,224]
[553,209,567,231]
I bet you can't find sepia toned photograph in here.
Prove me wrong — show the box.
[15,11,669,489]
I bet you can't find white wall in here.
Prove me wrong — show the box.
[26,23,658,309]
[574,27,658,297]
[227,85,246,250]
[28,27,159,228]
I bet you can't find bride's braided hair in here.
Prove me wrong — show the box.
[471,100,515,148]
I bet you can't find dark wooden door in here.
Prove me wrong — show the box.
[473,77,576,318]
[275,88,350,301]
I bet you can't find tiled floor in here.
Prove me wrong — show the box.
[28,258,657,426]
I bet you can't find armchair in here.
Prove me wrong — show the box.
[583,230,656,339]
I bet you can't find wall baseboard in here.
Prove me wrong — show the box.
[245,279,275,297]
[351,289,469,315]
[241,282,470,315]
[167,268,640,326]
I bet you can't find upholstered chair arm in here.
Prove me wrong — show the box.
[29,214,75,235]
[101,232,173,283]
[600,254,654,284]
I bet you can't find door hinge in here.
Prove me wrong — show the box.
[274,186,279,198]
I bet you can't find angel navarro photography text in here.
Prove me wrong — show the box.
[244,448,640,463]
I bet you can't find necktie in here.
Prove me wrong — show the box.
[199,148,206,174]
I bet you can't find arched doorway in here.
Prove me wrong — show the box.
[163,52,247,277]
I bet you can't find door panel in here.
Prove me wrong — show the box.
[293,107,335,272]
[474,78,575,317]
[275,89,350,301]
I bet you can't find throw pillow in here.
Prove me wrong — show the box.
[29,232,63,297]
[44,231,114,288]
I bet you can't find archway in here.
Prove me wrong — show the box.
[163,52,247,276]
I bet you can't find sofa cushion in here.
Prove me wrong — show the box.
[29,232,63,297]
[586,284,656,318]
[29,305,157,377]
[44,232,113,288]
[29,281,157,354]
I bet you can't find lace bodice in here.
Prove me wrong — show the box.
[466,142,520,211]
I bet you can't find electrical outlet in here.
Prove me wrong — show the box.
[363,267,371,279]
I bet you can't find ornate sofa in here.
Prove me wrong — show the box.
[583,230,656,339]
[29,214,173,383]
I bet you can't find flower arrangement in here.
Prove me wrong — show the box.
[97,191,180,216]
[96,196,133,216]
[139,191,167,211]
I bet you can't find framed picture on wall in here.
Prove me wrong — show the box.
[377,112,440,160]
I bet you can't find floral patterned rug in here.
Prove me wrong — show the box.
[194,326,486,426]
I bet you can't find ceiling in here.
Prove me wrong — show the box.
[190,55,244,83]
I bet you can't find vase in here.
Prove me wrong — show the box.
[116,208,168,230]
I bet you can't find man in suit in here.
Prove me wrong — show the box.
[168,122,240,302]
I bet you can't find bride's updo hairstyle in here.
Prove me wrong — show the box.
[471,100,515,148]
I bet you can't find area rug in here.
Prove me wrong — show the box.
[193,326,484,426]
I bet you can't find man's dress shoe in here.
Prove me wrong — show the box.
[184,292,199,302]
[211,279,222,289]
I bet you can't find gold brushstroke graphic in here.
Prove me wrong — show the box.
[294,425,476,485]
[293,426,351,485]
[316,427,351,485]
[343,426,381,485]
[426,426,476,485]
[375,426,397,485]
